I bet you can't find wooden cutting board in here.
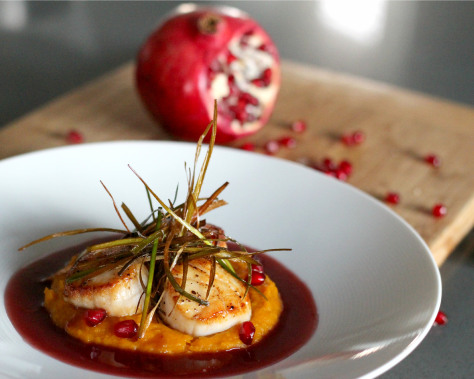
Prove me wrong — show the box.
[0,61,473,266]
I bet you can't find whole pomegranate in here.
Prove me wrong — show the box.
[135,4,281,143]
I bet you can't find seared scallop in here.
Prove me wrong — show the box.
[64,249,148,317]
[159,258,251,337]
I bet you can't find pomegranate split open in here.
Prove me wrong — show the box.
[136,5,281,143]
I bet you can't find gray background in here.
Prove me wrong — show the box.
[1,1,473,378]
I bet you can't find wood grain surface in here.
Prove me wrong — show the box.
[0,61,473,266]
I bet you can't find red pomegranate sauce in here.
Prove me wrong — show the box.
[5,240,318,378]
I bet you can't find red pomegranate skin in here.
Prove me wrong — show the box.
[135,6,281,143]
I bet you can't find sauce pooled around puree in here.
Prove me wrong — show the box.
[6,240,317,377]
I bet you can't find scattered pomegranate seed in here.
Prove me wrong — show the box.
[338,160,353,176]
[425,154,441,168]
[264,140,279,155]
[67,130,83,144]
[240,142,256,151]
[433,310,448,326]
[385,192,401,205]
[352,130,365,144]
[334,168,348,181]
[322,158,336,171]
[341,134,354,146]
[278,136,297,148]
[341,130,365,146]
[239,321,256,345]
[432,203,447,218]
[291,119,307,133]
[313,158,354,181]
[251,271,266,286]
[322,168,336,177]
[114,320,138,338]
[84,308,107,327]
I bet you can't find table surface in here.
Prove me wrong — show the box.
[1,2,473,378]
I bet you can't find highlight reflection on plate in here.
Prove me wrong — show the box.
[0,141,440,379]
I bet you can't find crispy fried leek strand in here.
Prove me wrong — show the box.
[138,213,162,338]
[195,182,228,219]
[19,101,291,339]
[87,238,142,252]
[129,165,210,245]
[163,224,209,306]
[206,256,217,300]
[100,180,131,234]
[121,202,143,233]
[18,228,128,251]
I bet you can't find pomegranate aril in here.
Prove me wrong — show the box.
[229,93,260,124]
[227,52,237,65]
[322,168,336,177]
[278,136,296,148]
[341,130,365,146]
[251,264,264,274]
[251,271,266,286]
[385,192,400,205]
[240,92,259,106]
[227,74,236,86]
[230,102,247,123]
[239,30,253,47]
[434,310,448,326]
[291,119,307,133]
[239,321,256,345]
[264,140,279,155]
[252,68,272,87]
[240,142,256,151]
[261,68,272,85]
[114,320,138,338]
[67,130,83,144]
[425,153,441,168]
[341,133,355,146]
[352,130,365,144]
[258,43,271,53]
[323,158,336,171]
[432,203,447,218]
[234,108,248,123]
[84,308,107,327]
[338,160,353,176]
[334,168,348,181]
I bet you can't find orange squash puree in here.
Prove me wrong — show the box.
[44,266,282,354]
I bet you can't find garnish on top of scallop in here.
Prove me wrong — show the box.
[20,102,289,344]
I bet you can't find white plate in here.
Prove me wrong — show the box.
[0,141,441,379]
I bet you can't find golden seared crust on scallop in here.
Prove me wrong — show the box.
[64,251,148,317]
[159,258,251,337]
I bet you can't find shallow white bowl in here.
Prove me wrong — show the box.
[0,141,441,378]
